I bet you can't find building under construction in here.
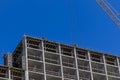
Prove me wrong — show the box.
[0,35,120,80]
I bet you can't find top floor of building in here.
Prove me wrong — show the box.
[12,35,120,68]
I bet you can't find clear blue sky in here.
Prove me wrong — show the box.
[0,0,120,64]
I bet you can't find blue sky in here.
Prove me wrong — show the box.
[0,0,120,64]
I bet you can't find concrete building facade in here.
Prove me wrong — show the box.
[0,35,120,80]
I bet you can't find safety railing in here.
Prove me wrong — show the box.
[46,70,61,76]
[27,43,41,49]
[11,75,24,80]
[28,54,42,61]
[92,67,105,73]
[45,57,59,64]
[64,74,76,79]
[62,62,75,68]
[78,65,89,71]
[0,72,8,78]
[107,71,119,76]
[28,67,43,73]
[77,54,87,59]
[79,77,91,80]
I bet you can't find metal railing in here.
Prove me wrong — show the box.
[64,74,76,79]
[78,65,89,70]
[45,57,59,64]
[62,62,75,67]
[28,55,42,61]
[92,67,105,73]
[28,67,43,73]
[46,70,61,76]
[107,71,119,76]
[27,43,41,49]
[79,77,91,80]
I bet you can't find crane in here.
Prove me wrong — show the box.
[96,0,120,28]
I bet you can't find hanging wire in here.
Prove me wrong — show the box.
[66,0,81,44]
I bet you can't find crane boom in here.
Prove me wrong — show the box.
[96,0,120,27]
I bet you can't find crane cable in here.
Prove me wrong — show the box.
[66,0,80,44]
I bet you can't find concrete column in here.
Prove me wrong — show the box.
[8,67,11,80]
[59,43,64,80]
[22,35,29,80]
[88,51,93,80]
[74,47,79,80]
[103,54,108,80]
[41,39,46,80]
[117,57,120,76]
